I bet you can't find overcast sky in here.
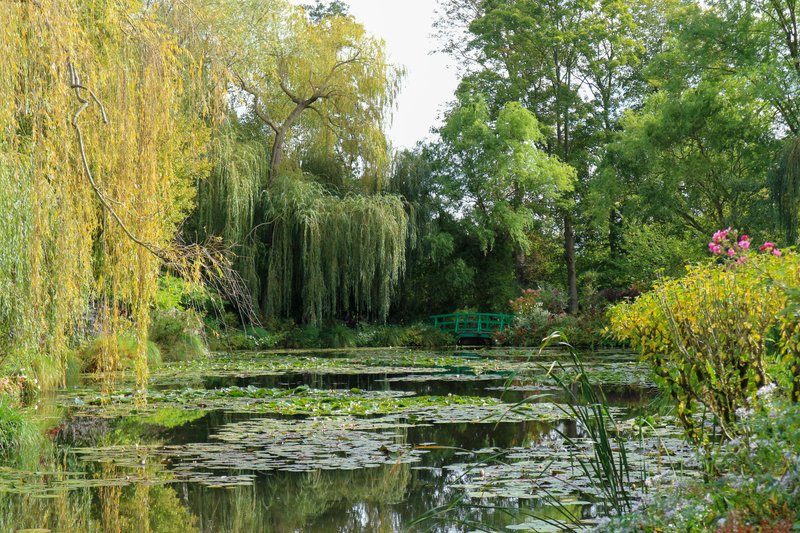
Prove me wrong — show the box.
[337,0,461,149]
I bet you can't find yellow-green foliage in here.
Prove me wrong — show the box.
[200,0,403,187]
[0,1,210,391]
[610,253,800,442]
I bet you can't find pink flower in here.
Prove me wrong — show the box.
[773,249,782,257]
[738,239,750,250]
[727,248,736,257]
[736,256,748,265]
[759,242,776,252]
[709,242,723,255]
[712,228,730,244]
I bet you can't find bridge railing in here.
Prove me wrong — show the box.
[431,313,514,336]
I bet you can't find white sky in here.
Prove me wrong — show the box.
[285,0,460,148]
[335,1,461,149]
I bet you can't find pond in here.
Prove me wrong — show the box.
[0,348,696,532]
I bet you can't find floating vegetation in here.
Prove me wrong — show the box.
[70,417,425,485]
[446,424,699,503]
[383,373,510,383]
[134,350,653,389]
[2,349,690,531]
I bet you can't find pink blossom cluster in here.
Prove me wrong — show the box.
[0,375,25,397]
[758,242,782,256]
[708,228,782,262]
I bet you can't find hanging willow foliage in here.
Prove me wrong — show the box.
[770,136,800,245]
[265,176,409,324]
[0,0,210,391]
[194,125,267,306]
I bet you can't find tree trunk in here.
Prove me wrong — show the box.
[564,214,578,314]
[609,206,623,256]
[269,128,287,185]
[267,102,310,185]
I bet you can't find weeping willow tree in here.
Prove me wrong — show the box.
[265,177,408,324]
[771,137,800,245]
[193,126,267,306]
[192,0,403,189]
[178,0,409,323]
[0,0,211,390]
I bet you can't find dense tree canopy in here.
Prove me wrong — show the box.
[4,0,800,387]
[0,0,408,389]
[200,0,402,188]
[426,0,799,310]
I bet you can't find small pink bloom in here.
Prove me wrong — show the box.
[737,256,748,264]
[759,242,775,252]
[773,249,782,257]
[712,229,729,244]
[727,248,735,257]
[738,239,750,250]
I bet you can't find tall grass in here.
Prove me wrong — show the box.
[539,333,633,515]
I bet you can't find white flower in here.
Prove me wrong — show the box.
[756,382,778,399]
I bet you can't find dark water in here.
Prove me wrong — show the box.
[0,349,662,532]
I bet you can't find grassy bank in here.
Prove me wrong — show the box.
[207,321,456,351]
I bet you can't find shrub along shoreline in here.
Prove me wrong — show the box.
[606,230,800,531]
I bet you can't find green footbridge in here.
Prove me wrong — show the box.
[431,312,514,342]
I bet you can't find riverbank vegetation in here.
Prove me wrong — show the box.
[2,0,800,530]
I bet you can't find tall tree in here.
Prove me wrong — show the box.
[608,83,776,237]
[0,0,211,388]
[433,95,576,310]
[644,0,800,242]
[203,0,402,189]
[181,0,410,323]
[437,96,575,254]
[436,0,650,312]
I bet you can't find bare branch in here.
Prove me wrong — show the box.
[231,69,280,132]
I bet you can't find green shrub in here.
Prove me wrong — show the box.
[149,310,208,362]
[495,311,612,349]
[319,323,357,348]
[282,326,321,349]
[209,325,284,351]
[402,324,454,348]
[610,250,800,442]
[510,289,551,331]
[355,324,408,347]
[78,334,161,373]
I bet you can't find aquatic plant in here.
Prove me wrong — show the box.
[542,336,633,515]
[0,402,40,461]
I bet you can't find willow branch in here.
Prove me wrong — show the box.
[68,62,259,324]
[68,62,168,261]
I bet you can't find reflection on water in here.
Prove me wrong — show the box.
[0,349,667,531]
